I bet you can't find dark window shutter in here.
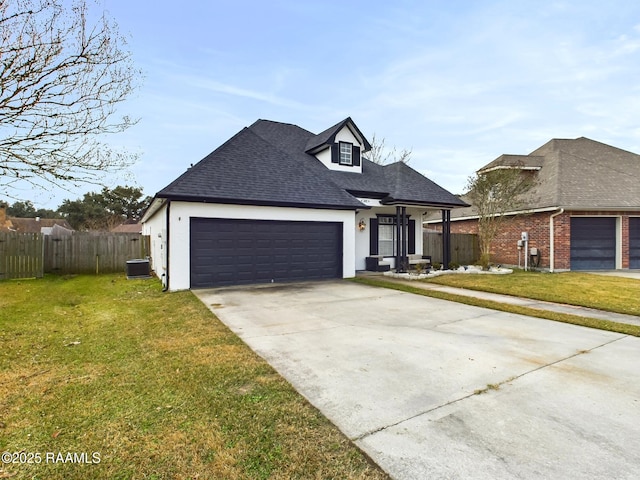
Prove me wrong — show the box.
[331,143,339,164]
[353,146,361,166]
[408,219,416,254]
[370,218,378,255]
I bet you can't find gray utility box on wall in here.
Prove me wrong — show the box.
[126,259,151,279]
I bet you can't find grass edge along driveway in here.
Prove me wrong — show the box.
[353,272,640,337]
[0,274,389,480]
[425,270,640,317]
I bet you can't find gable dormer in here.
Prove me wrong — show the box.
[305,117,371,173]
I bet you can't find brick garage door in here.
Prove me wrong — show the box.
[570,217,616,270]
[190,218,343,288]
[630,217,640,269]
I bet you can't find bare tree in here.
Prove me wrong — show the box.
[465,165,536,268]
[0,0,140,196]
[368,133,412,165]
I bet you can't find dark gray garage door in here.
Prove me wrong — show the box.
[630,217,640,269]
[570,217,616,270]
[190,218,343,288]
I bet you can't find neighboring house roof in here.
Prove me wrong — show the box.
[6,217,74,233]
[439,136,640,221]
[111,222,142,233]
[153,118,467,212]
[534,137,640,209]
[42,223,74,236]
[479,154,544,173]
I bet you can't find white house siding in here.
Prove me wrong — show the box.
[142,202,168,286]
[354,206,425,270]
[153,202,356,291]
[315,126,363,173]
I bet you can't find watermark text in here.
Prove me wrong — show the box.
[2,451,101,465]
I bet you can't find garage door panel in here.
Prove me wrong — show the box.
[190,218,343,288]
[570,217,616,270]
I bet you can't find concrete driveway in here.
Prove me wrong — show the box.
[588,270,640,280]
[195,281,640,480]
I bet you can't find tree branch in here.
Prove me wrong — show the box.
[0,0,141,195]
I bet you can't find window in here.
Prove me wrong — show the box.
[379,224,396,256]
[378,216,396,256]
[339,142,352,165]
[373,215,415,257]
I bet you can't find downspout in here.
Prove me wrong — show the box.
[549,208,564,273]
[162,200,171,292]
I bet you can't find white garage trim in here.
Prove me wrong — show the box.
[166,202,355,291]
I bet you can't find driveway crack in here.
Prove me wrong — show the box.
[353,334,628,442]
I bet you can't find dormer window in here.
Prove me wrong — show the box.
[339,142,353,165]
[305,118,367,171]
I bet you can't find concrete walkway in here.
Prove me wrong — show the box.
[195,281,640,480]
[371,275,640,327]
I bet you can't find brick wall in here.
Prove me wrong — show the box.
[432,210,640,270]
[550,211,570,270]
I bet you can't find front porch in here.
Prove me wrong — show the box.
[356,205,454,273]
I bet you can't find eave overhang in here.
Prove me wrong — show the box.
[151,194,364,212]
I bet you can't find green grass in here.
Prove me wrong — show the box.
[0,274,388,480]
[352,277,640,337]
[425,270,640,316]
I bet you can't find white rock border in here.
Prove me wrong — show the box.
[383,265,513,280]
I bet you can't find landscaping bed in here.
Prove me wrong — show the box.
[384,264,512,280]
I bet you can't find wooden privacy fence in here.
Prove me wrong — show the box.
[0,232,150,279]
[423,231,479,265]
[0,232,44,279]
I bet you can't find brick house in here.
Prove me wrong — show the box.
[426,137,640,271]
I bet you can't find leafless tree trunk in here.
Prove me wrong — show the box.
[0,0,140,196]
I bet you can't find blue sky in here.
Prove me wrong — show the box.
[10,0,640,208]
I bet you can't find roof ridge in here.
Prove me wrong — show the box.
[305,117,351,153]
[250,118,313,132]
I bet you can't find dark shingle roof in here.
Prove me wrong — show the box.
[157,127,362,209]
[381,162,469,207]
[156,118,466,210]
[305,117,372,153]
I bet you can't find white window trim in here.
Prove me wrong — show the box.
[339,142,353,165]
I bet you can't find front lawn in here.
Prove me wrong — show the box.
[0,275,387,480]
[426,270,640,316]
[353,276,640,337]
